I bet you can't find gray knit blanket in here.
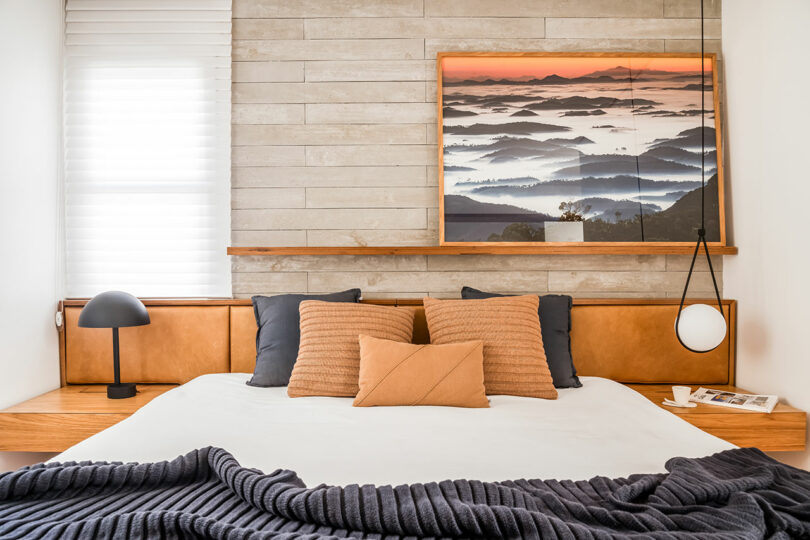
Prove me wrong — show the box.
[1,447,808,539]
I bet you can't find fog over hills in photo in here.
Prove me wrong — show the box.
[440,56,721,243]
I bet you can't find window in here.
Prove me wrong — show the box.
[64,0,231,297]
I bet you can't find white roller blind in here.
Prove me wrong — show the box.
[64,0,231,298]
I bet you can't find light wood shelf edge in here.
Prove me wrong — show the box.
[627,384,807,452]
[227,245,739,256]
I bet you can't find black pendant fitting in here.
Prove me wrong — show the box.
[674,229,725,353]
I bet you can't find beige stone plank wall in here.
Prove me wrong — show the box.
[230,0,725,299]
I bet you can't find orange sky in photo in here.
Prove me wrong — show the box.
[441,56,713,79]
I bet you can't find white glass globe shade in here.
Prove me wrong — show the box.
[674,303,727,352]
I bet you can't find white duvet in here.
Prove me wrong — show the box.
[54,374,734,486]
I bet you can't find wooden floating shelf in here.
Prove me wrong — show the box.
[228,245,739,256]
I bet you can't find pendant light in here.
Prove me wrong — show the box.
[673,0,727,353]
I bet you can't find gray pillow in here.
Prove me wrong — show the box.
[247,289,361,387]
[461,287,581,389]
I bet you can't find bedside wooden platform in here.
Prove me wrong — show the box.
[628,385,807,452]
[0,385,176,452]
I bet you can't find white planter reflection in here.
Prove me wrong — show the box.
[544,221,584,242]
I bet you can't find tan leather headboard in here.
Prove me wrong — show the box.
[570,301,735,384]
[62,298,735,385]
[64,304,231,384]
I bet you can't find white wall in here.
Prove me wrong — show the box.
[723,0,810,469]
[0,0,64,470]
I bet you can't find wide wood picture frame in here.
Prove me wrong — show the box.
[437,52,726,247]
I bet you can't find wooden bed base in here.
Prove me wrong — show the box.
[60,298,736,386]
[9,297,801,453]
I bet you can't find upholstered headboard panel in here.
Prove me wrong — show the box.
[570,301,734,384]
[64,304,231,384]
[62,299,735,385]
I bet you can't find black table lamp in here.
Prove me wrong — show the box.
[78,291,150,399]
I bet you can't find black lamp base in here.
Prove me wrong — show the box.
[107,383,136,399]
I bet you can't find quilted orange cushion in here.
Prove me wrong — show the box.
[287,301,415,397]
[353,335,489,408]
[423,295,558,399]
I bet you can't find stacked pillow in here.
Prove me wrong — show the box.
[287,301,415,397]
[353,336,489,408]
[247,289,361,387]
[423,295,557,399]
[461,287,580,389]
[249,289,578,406]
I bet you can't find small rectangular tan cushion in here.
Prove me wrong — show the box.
[353,335,489,408]
[423,295,558,399]
[288,301,415,397]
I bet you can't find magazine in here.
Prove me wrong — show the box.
[690,387,778,413]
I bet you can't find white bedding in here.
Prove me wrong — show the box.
[54,374,734,486]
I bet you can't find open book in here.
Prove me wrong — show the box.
[690,387,778,413]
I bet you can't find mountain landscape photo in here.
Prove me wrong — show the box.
[440,55,722,243]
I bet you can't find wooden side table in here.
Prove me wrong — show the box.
[627,384,807,452]
[0,385,176,452]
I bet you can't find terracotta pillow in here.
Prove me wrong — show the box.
[287,301,415,397]
[423,295,558,399]
[353,335,489,408]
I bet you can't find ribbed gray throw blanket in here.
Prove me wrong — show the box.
[1,447,808,539]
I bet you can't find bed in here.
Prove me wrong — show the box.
[5,374,808,539]
[53,373,735,486]
[3,298,808,538]
[52,298,742,488]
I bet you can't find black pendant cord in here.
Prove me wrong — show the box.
[674,0,724,352]
[627,63,645,241]
[633,155,645,242]
[675,230,725,352]
[698,0,700,232]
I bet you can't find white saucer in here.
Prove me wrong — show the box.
[663,398,697,408]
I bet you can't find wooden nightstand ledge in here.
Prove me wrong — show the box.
[628,385,807,452]
[0,385,176,452]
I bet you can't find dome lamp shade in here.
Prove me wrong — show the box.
[78,291,150,328]
[78,291,150,399]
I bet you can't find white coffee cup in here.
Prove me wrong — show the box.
[672,386,692,405]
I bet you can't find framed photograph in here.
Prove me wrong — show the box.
[437,52,725,246]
